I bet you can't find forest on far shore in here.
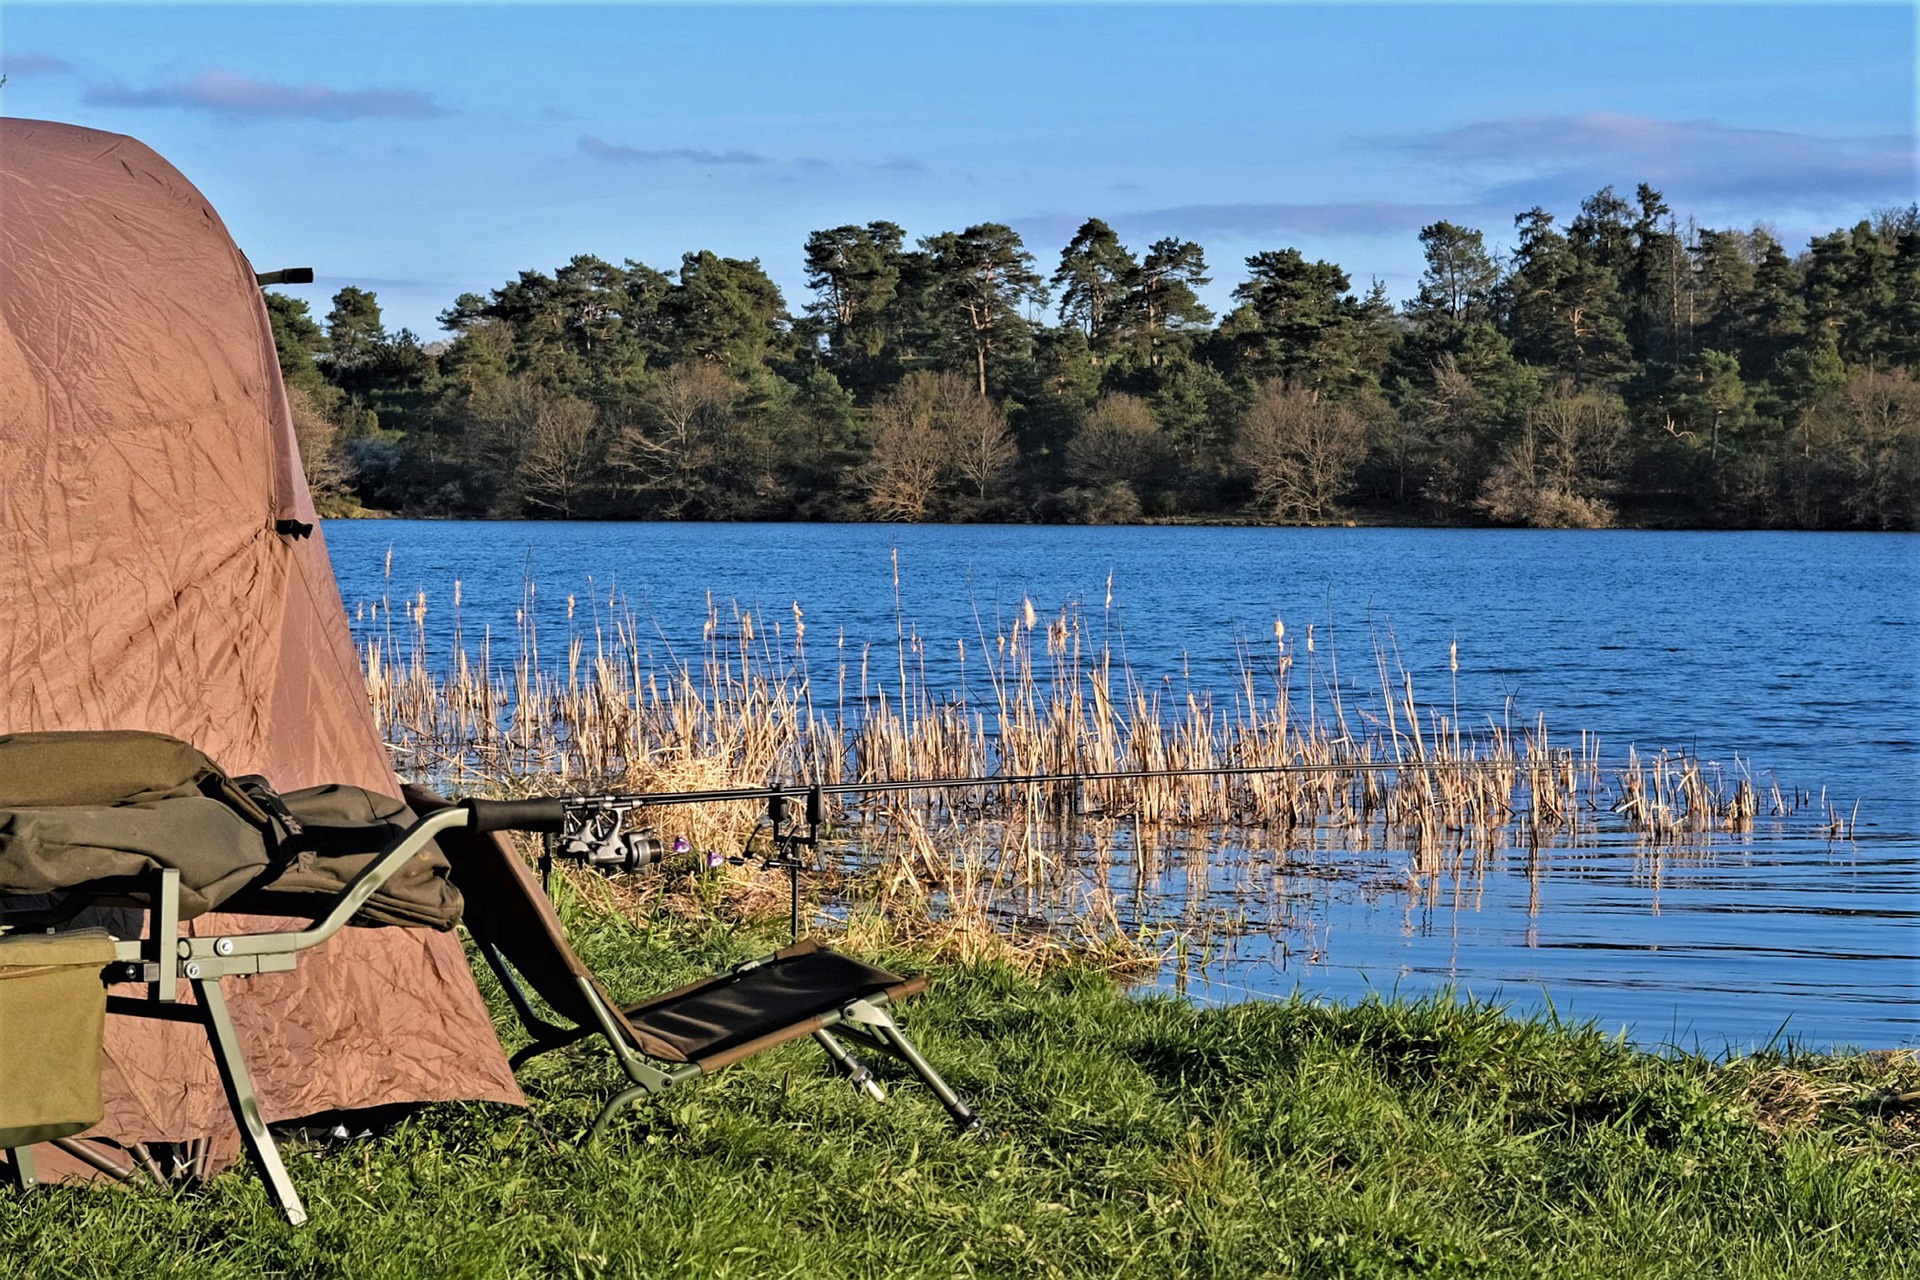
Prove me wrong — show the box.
[272,184,1920,530]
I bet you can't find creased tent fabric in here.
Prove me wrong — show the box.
[0,118,523,1170]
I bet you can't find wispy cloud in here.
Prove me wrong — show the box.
[1109,114,1916,249]
[1,52,75,78]
[870,156,926,174]
[579,135,770,166]
[1394,112,1915,210]
[84,69,446,121]
[1121,200,1461,238]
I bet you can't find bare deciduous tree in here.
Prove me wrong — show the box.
[1805,369,1920,530]
[863,371,1016,519]
[1477,433,1614,528]
[521,394,600,517]
[936,373,1017,512]
[865,376,945,520]
[1477,382,1625,527]
[613,362,740,516]
[1233,380,1367,522]
[287,383,351,503]
[1067,393,1167,494]
[468,376,540,479]
[1417,356,1490,514]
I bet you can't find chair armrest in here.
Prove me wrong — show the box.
[195,807,473,961]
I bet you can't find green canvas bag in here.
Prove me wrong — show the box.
[0,930,115,1147]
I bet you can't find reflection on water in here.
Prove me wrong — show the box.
[327,520,1920,1051]
[1132,822,1916,1053]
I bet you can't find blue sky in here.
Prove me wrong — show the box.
[3,3,1913,337]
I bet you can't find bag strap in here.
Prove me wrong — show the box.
[221,775,305,861]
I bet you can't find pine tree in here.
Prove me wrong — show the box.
[1627,186,1689,366]
[920,224,1046,397]
[321,286,387,398]
[1502,207,1630,386]
[1689,229,1757,360]
[659,251,792,377]
[1226,248,1359,387]
[264,292,327,393]
[1116,238,1212,370]
[1806,220,1900,368]
[802,222,906,390]
[1409,221,1499,325]
[1051,218,1137,351]
[1736,231,1807,381]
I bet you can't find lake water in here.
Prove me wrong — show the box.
[327,521,1919,1053]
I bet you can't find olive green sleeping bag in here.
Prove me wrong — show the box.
[0,731,269,918]
[0,730,462,929]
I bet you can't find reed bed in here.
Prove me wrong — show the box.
[358,579,1805,965]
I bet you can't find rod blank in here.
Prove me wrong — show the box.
[471,757,1516,816]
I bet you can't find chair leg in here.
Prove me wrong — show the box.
[575,979,693,1144]
[481,943,582,1063]
[813,1029,886,1103]
[843,1001,979,1133]
[51,1137,136,1180]
[2,1146,36,1190]
[587,1084,655,1144]
[194,977,308,1226]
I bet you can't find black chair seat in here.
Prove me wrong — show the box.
[625,942,926,1069]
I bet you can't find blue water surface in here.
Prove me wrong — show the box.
[327,521,1919,1052]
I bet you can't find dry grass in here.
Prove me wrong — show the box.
[1725,1049,1920,1158]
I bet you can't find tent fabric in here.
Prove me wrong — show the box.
[0,118,522,1169]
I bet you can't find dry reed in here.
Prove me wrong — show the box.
[358,578,1819,968]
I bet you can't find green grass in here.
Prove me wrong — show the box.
[6,910,1917,1278]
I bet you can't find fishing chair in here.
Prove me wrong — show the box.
[0,731,472,1225]
[404,786,980,1140]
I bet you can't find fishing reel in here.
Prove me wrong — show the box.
[554,799,678,875]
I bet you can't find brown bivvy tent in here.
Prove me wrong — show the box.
[0,118,523,1178]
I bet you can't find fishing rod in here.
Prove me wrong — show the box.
[457,755,1529,941]
[464,757,1518,829]
[460,755,1520,865]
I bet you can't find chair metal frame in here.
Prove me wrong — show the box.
[3,805,474,1225]
[477,933,979,1141]
[422,790,979,1141]
[5,797,983,1224]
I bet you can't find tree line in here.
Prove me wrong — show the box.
[273,185,1920,529]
